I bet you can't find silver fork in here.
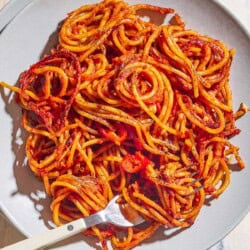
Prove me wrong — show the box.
[2,195,144,250]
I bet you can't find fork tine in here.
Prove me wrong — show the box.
[104,195,145,227]
[184,164,196,171]
[188,177,203,186]
[189,170,200,178]
[185,185,204,196]
[194,185,204,193]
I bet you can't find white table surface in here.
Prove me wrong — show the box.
[0,0,249,249]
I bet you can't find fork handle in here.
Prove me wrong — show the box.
[2,213,104,250]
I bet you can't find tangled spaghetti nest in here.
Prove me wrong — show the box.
[0,0,248,249]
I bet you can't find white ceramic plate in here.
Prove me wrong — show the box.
[0,1,250,249]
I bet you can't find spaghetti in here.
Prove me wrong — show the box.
[0,0,248,249]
